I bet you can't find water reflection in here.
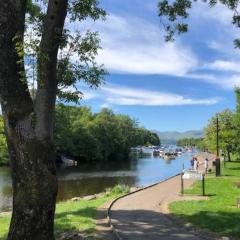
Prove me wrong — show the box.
[0,167,12,211]
[58,176,136,202]
[0,152,192,211]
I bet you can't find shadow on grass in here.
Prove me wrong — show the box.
[225,160,240,162]
[222,174,236,177]
[0,234,7,240]
[109,208,240,239]
[55,206,96,219]
[55,206,97,236]
[172,210,240,239]
[226,167,240,171]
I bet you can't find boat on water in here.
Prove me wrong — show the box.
[175,148,183,156]
[163,152,176,160]
[153,150,160,156]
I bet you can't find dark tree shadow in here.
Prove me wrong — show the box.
[0,234,7,240]
[54,206,97,237]
[109,209,239,240]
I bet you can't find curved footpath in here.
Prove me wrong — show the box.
[107,153,227,240]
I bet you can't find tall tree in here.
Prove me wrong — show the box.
[234,88,240,157]
[0,0,105,239]
[204,110,235,159]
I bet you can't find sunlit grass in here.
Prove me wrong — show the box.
[0,215,10,240]
[0,185,129,240]
[170,162,240,239]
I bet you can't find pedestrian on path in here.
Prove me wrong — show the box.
[190,157,194,170]
[204,158,209,174]
[194,157,199,171]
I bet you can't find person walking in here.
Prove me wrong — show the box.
[193,157,199,171]
[190,157,194,170]
[204,158,209,174]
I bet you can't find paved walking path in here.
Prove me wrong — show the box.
[108,153,222,240]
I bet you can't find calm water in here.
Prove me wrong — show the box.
[0,151,193,212]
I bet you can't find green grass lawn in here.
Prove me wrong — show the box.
[170,161,240,239]
[0,185,129,240]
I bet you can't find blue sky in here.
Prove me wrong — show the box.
[77,0,240,131]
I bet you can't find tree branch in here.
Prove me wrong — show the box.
[0,0,33,124]
[35,0,68,140]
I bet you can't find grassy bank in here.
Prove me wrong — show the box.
[170,161,240,239]
[0,185,129,240]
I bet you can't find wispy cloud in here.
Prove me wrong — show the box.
[70,4,240,91]
[191,2,233,26]
[206,60,240,72]
[90,10,240,90]
[82,83,219,106]
[92,14,198,76]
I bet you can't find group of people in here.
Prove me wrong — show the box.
[190,156,209,174]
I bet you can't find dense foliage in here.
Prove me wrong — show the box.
[201,89,240,160]
[177,90,240,159]
[204,109,235,158]
[0,106,160,165]
[0,117,8,166]
[234,88,240,157]
[54,105,160,162]
[176,137,204,150]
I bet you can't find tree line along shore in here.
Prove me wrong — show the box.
[177,89,240,162]
[0,105,160,166]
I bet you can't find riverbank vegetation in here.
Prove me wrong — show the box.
[0,185,129,240]
[176,137,204,149]
[170,162,240,239]
[0,105,160,166]
[54,105,160,162]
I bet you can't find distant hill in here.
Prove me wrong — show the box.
[154,130,203,144]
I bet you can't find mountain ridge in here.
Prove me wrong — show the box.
[153,130,203,144]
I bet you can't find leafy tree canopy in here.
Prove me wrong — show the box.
[204,109,235,155]
[158,0,240,47]
[25,0,107,103]
[54,105,160,161]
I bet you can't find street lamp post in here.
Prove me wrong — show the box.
[216,115,219,157]
[215,115,221,176]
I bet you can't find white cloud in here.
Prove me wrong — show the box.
[92,14,198,76]
[100,103,111,109]
[191,2,233,26]
[83,92,99,100]
[222,75,240,89]
[82,83,219,106]
[206,60,240,72]
[185,72,240,89]
[70,4,240,91]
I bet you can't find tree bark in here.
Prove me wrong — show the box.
[35,0,68,141]
[0,1,67,239]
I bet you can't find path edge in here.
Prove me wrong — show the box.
[107,173,181,240]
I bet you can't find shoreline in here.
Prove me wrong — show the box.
[0,151,199,213]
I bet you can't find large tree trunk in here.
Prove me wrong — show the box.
[0,1,67,239]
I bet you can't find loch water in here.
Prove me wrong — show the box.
[0,150,194,211]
